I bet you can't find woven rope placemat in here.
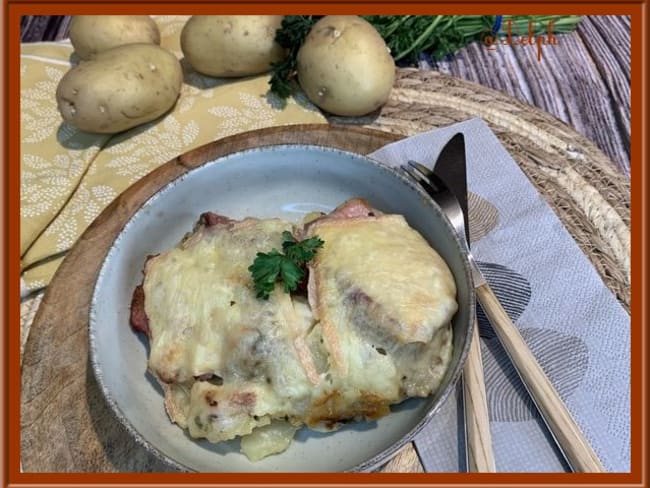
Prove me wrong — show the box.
[343,68,630,312]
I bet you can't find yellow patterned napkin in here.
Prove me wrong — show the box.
[20,16,327,294]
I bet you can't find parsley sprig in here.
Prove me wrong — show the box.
[269,16,319,99]
[248,231,324,300]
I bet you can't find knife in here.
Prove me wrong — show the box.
[405,133,605,473]
[431,134,496,473]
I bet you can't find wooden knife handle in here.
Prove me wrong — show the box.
[475,282,605,472]
[463,323,497,472]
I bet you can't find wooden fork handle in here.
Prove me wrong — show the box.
[463,323,497,472]
[475,282,605,472]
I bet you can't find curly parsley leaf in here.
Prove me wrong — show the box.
[281,231,324,263]
[248,249,284,300]
[279,258,305,294]
[248,232,324,300]
[269,57,297,100]
[269,15,319,100]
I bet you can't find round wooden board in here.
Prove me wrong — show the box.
[20,124,407,473]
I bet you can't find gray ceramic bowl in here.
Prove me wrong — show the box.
[89,144,475,472]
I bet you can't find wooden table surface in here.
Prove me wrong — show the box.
[20,15,631,175]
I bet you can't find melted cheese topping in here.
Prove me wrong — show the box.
[301,214,456,430]
[140,211,457,460]
[307,215,457,372]
[144,218,318,443]
[144,219,309,385]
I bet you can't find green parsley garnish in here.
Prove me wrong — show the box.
[269,16,317,100]
[248,231,324,300]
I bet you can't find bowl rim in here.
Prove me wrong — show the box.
[88,142,476,473]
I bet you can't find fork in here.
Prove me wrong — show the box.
[401,162,495,472]
[402,161,605,473]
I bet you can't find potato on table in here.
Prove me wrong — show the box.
[56,43,183,134]
[69,15,161,60]
[297,16,395,116]
[181,15,285,77]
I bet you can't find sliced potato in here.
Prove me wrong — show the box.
[240,420,299,461]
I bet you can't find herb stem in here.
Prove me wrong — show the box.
[394,16,443,61]
[381,15,412,39]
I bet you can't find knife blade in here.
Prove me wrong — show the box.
[433,134,469,243]
[432,133,495,473]
[416,133,605,473]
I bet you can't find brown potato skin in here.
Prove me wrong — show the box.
[70,15,161,60]
[56,43,183,134]
[180,15,285,77]
[297,16,396,117]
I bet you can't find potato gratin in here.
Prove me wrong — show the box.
[130,198,457,461]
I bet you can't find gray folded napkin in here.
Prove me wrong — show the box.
[369,118,630,473]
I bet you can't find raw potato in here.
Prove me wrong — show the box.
[181,15,285,77]
[297,16,395,116]
[69,15,161,60]
[56,43,183,134]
